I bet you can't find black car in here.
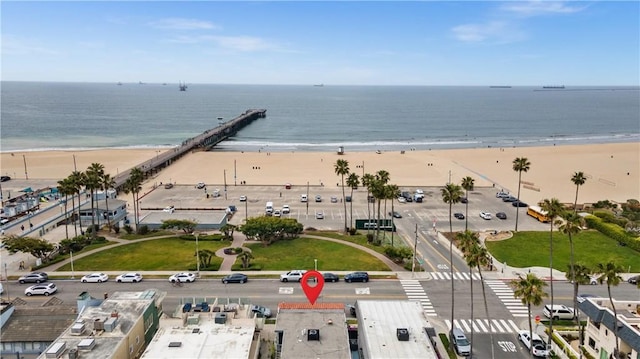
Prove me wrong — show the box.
[496,212,507,220]
[512,201,528,207]
[18,272,49,284]
[454,213,465,220]
[460,197,468,204]
[323,272,340,282]
[628,275,639,284]
[222,273,248,284]
[0,176,10,182]
[344,272,369,283]
[389,211,402,218]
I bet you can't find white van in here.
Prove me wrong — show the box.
[300,194,308,203]
[265,202,274,215]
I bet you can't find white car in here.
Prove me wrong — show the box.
[25,283,57,296]
[282,205,290,214]
[0,283,4,295]
[196,182,206,189]
[163,205,175,213]
[116,273,143,283]
[81,273,109,283]
[280,270,307,282]
[273,209,281,217]
[316,211,324,219]
[518,330,550,357]
[169,272,196,283]
[480,212,492,220]
[239,195,247,202]
[397,196,406,203]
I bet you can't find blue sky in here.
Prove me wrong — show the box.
[2,1,638,85]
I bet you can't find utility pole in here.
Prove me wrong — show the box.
[234,160,237,186]
[23,155,28,180]
[223,170,228,200]
[413,223,418,278]
[306,181,309,215]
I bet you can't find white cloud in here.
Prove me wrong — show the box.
[150,18,218,30]
[166,34,277,52]
[451,21,523,43]
[2,34,60,56]
[500,1,586,16]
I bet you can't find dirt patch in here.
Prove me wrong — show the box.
[484,231,513,241]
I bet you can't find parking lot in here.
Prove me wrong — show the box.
[139,183,550,233]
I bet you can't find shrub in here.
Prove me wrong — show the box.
[123,225,133,234]
[584,215,640,251]
[349,228,358,235]
[136,225,149,235]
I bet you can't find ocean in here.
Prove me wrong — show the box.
[1,82,638,153]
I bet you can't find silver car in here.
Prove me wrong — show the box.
[25,283,57,296]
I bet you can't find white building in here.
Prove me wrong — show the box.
[578,297,640,359]
[356,300,438,359]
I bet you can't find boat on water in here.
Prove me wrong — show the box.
[543,85,565,89]
[179,82,188,91]
[117,82,122,86]
[313,84,324,87]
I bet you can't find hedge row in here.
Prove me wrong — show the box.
[584,215,640,251]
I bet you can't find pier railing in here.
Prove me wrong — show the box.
[112,109,266,191]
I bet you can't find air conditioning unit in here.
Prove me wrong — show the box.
[397,328,409,341]
[307,329,320,341]
[71,322,85,335]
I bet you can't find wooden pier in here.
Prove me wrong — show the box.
[112,109,266,190]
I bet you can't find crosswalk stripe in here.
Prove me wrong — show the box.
[445,319,520,333]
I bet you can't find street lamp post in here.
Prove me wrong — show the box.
[70,251,75,279]
[195,233,200,277]
[245,197,248,223]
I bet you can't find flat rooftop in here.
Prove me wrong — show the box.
[141,305,257,359]
[276,302,350,359]
[357,300,437,359]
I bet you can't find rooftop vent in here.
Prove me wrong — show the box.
[45,342,66,358]
[94,318,106,331]
[78,338,96,351]
[397,328,409,341]
[168,342,182,348]
[307,329,320,341]
[192,328,200,334]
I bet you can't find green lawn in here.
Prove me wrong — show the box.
[57,238,228,271]
[486,230,640,272]
[241,237,392,271]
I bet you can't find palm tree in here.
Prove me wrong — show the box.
[457,230,479,355]
[567,263,592,356]
[595,261,624,358]
[512,157,531,231]
[129,167,144,225]
[461,176,475,231]
[56,177,75,239]
[361,173,375,235]
[373,171,390,241]
[441,182,464,341]
[540,197,564,348]
[559,211,584,325]
[346,173,359,231]
[85,163,105,236]
[238,250,254,269]
[101,173,116,232]
[385,184,400,246]
[511,273,548,357]
[334,159,350,233]
[69,170,86,235]
[571,171,587,213]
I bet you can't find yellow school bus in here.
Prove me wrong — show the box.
[527,205,550,223]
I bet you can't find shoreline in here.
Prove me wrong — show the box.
[1,142,638,206]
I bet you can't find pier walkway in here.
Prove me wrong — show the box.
[111,109,266,191]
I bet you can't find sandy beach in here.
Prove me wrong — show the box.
[1,142,638,205]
